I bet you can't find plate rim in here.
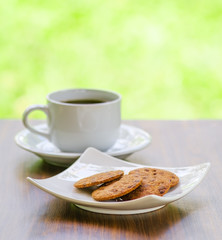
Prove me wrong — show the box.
[75,204,165,215]
[26,147,211,213]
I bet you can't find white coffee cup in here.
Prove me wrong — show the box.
[22,88,121,152]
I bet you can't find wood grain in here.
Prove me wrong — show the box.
[0,119,221,240]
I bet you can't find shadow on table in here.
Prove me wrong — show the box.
[37,198,198,239]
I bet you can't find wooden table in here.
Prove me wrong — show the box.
[0,119,221,240]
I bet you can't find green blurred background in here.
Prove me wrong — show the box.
[1,0,222,119]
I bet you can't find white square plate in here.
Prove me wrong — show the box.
[27,148,210,215]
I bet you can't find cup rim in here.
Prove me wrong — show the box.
[46,88,121,106]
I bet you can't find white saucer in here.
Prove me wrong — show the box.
[15,124,151,167]
[27,147,211,215]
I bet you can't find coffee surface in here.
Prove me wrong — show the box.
[63,99,105,104]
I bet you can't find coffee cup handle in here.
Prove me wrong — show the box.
[22,104,50,139]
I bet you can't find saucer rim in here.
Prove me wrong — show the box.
[15,123,151,158]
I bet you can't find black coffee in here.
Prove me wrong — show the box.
[63,99,106,104]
